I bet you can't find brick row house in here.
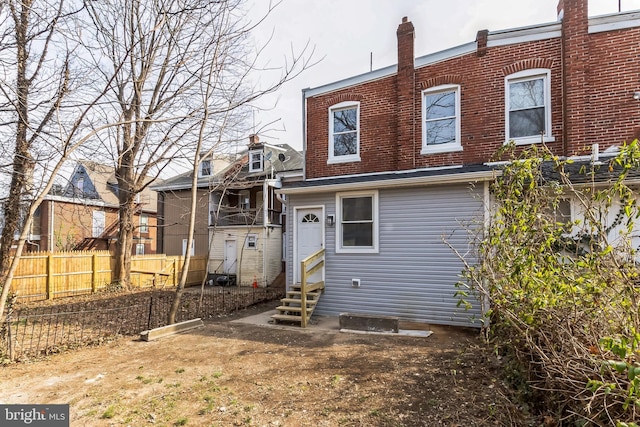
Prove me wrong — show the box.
[153,137,303,287]
[32,160,159,254]
[278,0,640,326]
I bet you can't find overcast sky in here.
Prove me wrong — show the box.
[245,0,640,151]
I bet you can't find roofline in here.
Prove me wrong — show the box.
[278,169,498,195]
[303,12,640,99]
[150,181,218,192]
[43,194,157,213]
[152,168,304,192]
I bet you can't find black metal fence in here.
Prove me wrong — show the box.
[1,285,284,362]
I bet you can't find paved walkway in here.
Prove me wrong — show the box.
[231,309,432,337]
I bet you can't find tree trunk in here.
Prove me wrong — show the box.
[113,163,136,289]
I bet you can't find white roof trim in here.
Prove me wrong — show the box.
[487,23,561,47]
[303,65,397,98]
[589,10,640,34]
[305,164,464,182]
[303,12,640,100]
[414,42,476,68]
[44,194,108,208]
[279,170,498,195]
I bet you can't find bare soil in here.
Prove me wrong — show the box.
[0,302,528,426]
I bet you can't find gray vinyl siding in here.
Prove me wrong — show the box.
[287,182,484,327]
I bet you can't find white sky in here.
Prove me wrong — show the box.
[246,0,640,151]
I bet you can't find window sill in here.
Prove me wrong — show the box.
[421,144,463,155]
[336,247,379,254]
[506,136,555,146]
[328,155,361,164]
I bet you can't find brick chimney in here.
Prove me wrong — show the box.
[557,0,564,20]
[248,134,259,145]
[396,17,416,170]
[560,0,589,156]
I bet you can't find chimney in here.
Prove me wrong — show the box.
[397,17,414,75]
[561,0,589,156]
[476,29,489,57]
[248,134,260,146]
[557,0,564,20]
[396,17,416,170]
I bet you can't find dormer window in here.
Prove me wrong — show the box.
[249,150,263,173]
[199,159,212,177]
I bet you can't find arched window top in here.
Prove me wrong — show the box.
[302,213,319,223]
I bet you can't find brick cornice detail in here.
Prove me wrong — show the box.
[502,58,555,76]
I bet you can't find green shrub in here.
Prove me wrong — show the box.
[456,141,640,425]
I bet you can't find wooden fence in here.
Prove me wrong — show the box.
[9,251,208,302]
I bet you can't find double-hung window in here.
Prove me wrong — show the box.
[328,101,360,163]
[505,69,553,145]
[422,85,462,154]
[139,214,149,233]
[92,210,105,237]
[199,159,212,177]
[249,150,263,172]
[336,190,378,253]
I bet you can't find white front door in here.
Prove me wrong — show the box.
[224,240,237,275]
[296,208,323,284]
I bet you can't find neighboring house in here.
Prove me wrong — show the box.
[153,136,303,287]
[278,0,640,327]
[35,160,159,254]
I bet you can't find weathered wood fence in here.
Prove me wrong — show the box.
[9,251,208,302]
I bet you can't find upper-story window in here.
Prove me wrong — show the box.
[249,150,263,172]
[139,214,149,233]
[421,84,462,154]
[505,69,554,145]
[199,159,212,177]
[328,101,360,164]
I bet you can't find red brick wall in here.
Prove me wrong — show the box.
[305,0,640,178]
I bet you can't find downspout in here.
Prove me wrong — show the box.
[263,180,268,287]
[302,88,309,180]
[49,199,55,252]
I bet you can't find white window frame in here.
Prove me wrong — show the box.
[245,233,258,249]
[182,238,195,256]
[135,243,145,255]
[421,84,462,155]
[239,190,250,211]
[92,210,105,238]
[139,214,149,233]
[249,150,263,172]
[505,68,554,145]
[328,101,361,164]
[199,159,212,177]
[335,190,378,254]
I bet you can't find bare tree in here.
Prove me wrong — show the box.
[0,0,118,319]
[83,0,313,293]
[166,0,314,322]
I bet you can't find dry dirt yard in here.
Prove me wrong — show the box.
[0,303,525,427]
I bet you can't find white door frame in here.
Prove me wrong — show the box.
[292,205,325,284]
[224,239,237,275]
